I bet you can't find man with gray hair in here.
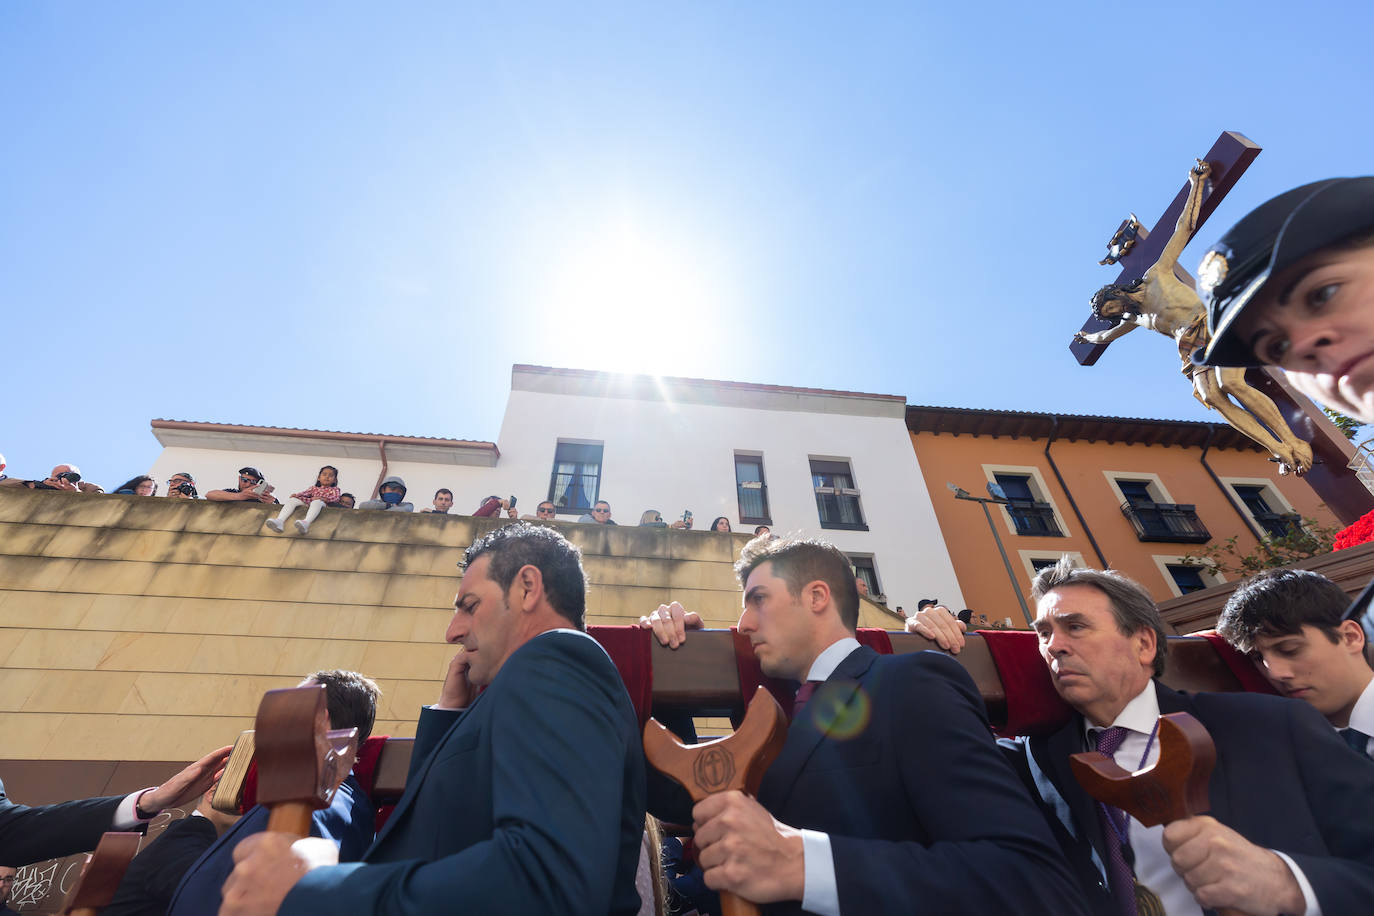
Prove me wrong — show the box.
[909,557,1374,915]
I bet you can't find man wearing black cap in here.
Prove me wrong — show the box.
[206,467,279,504]
[1196,176,1374,424]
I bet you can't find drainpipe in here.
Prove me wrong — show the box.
[1199,426,1265,539]
[1044,417,1109,569]
[373,440,390,500]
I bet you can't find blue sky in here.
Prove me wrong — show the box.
[4,2,1373,487]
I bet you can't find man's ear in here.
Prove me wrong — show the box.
[1135,626,1159,670]
[513,564,544,612]
[1339,618,1367,653]
[804,579,831,615]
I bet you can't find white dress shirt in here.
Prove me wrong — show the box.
[1085,682,1319,916]
[1343,676,1374,758]
[796,637,860,916]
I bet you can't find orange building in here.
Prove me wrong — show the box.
[907,405,1343,626]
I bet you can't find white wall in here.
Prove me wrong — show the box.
[478,386,964,613]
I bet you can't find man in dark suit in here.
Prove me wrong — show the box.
[1008,558,1374,915]
[0,747,231,867]
[102,788,242,916]
[642,535,1084,915]
[222,523,646,916]
[165,670,381,915]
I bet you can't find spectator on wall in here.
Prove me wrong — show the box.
[521,500,557,520]
[113,475,157,496]
[337,493,356,509]
[752,525,770,538]
[710,516,732,533]
[578,500,616,525]
[264,466,342,536]
[166,472,199,499]
[1,463,103,493]
[206,468,278,504]
[0,452,7,482]
[472,495,518,518]
[359,476,413,512]
[422,489,455,514]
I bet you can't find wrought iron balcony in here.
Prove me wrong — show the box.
[1005,500,1062,537]
[1120,500,1211,543]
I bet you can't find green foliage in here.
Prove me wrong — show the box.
[1181,515,1338,577]
[1322,407,1364,441]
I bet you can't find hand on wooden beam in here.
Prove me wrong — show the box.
[692,791,806,906]
[638,600,703,648]
[136,744,233,815]
[904,605,967,654]
[1162,817,1305,916]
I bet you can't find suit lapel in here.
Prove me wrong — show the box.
[1037,714,1109,858]
[367,693,486,857]
[1154,684,1230,822]
[759,647,875,812]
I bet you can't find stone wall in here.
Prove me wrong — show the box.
[1,489,899,766]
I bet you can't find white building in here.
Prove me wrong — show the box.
[148,364,965,612]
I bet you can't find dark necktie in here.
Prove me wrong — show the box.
[793,680,822,719]
[1342,726,1372,759]
[1093,726,1138,916]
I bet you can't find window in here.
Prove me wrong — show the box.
[1019,550,1087,582]
[993,473,1062,537]
[1232,484,1301,539]
[547,441,603,513]
[811,459,868,531]
[1114,476,1210,543]
[849,555,882,601]
[1166,564,1209,595]
[734,454,771,525]
[1030,558,1059,574]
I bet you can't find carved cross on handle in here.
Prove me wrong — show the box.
[252,684,359,837]
[61,831,141,916]
[643,686,789,916]
[1070,711,1249,916]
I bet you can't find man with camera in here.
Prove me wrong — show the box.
[206,467,279,504]
[0,463,103,493]
[165,472,199,499]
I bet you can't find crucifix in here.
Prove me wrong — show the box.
[1071,131,1373,526]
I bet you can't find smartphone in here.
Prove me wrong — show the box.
[682,510,693,528]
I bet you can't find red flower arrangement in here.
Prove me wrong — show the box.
[1334,509,1374,550]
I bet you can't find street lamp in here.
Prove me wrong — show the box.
[947,482,1033,626]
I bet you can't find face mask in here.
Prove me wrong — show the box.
[381,491,403,505]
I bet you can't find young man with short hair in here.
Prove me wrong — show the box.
[1217,569,1374,759]
[641,536,1082,915]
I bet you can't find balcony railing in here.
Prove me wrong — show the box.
[1120,501,1211,543]
[1005,500,1062,537]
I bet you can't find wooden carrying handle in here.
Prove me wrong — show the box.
[62,831,141,916]
[252,685,358,837]
[644,687,788,916]
[1071,712,1249,916]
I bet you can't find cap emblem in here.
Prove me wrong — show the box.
[1197,250,1229,296]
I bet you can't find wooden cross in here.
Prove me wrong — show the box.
[1072,131,1371,525]
[252,685,359,836]
[60,831,141,916]
[1070,712,1248,916]
[643,687,789,916]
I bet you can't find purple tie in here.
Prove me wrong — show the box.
[793,680,822,719]
[1093,726,1138,916]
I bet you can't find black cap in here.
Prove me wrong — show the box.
[1197,177,1374,368]
[238,466,264,480]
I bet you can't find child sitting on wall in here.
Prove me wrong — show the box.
[264,465,342,535]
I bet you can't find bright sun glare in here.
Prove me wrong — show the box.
[542,216,727,375]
